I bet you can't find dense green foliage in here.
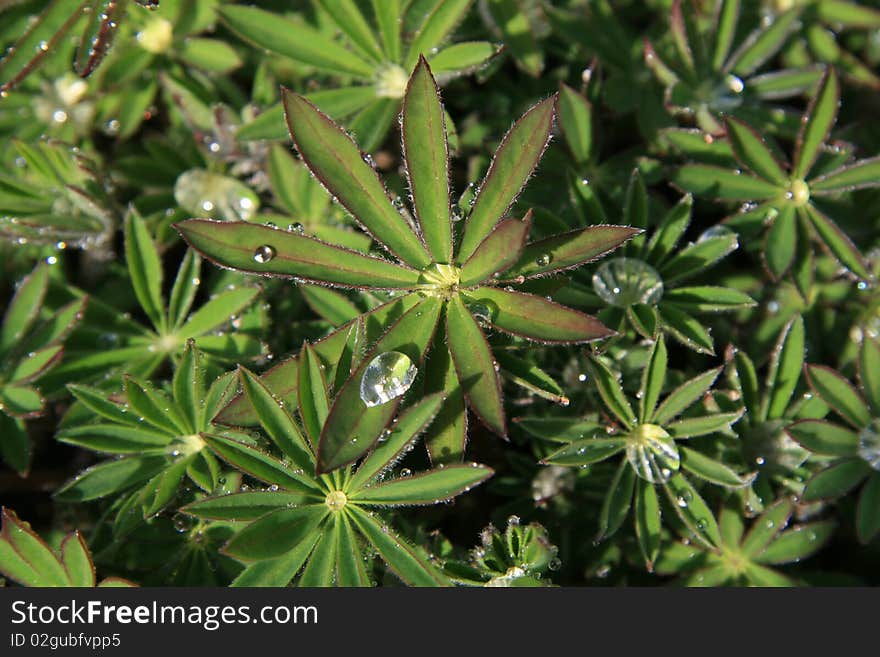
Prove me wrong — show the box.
[1,0,879,587]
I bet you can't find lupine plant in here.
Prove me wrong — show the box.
[1,0,879,589]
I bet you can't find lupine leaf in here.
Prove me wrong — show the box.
[182,491,308,521]
[222,505,327,561]
[1,264,49,353]
[725,117,787,185]
[640,336,667,424]
[541,438,627,466]
[352,464,492,505]
[283,91,432,268]
[558,83,592,165]
[763,204,797,279]
[460,216,530,286]
[596,461,636,540]
[803,458,871,501]
[405,0,474,71]
[793,68,839,179]
[653,367,721,425]
[680,447,754,487]
[663,474,722,548]
[458,95,556,263]
[810,156,880,193]
[673,165,780,200]
[805,364,871,428]
[755,520,836,565]
[785,420,859,457]
[298,343,331,447]
[124,210,164,332]
[764,315,804,421]
[857,473,880,544]
[587,358,636,428]
[635,480,661,570]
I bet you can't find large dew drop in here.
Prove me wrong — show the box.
[592,258,664,308]
[360,352,418,407]
[174,169,259,221]
[625,424,680,483]
[858,419,880,471]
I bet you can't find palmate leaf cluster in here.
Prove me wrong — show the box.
[0,0,879,588]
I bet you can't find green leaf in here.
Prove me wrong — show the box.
[140,458,188,518]
[640,336,667,423]
[785,420,859,457]
[297,345,331,445]
[484,0,543,75]
[763,204,797,279]
[463,287,613,344]
[315,0,383,63]
[301,285,361,326]
[558,83,592,165]
[176,220,421,289]
[729,7,799,76]
[764,315,805,421]
[0,508,71,586]
[657,304,715,355]
[336,512,371,586]
[57,424,170,453]
[741,499,794,556]
[724,117,787,185]
[663,474,722,548]
[428,41,500,77]
[402,56,452,264]
[446,296,505,435]
[67,384,141,427]
[680,447,754,487]
[857,472,880,543]
[645,194,692,266]
[666,411,744,439]
[372,0,401,62]
[282,91,432,269]
[0,415,30,475]
[219,5,374,78]
[793,68,839,179]
[318,298,442,473]
[1,264,48,353]
[168,250,201,331]
[183,491,307,521]
[223,505,327,562]
[202,434,321,496]
[9,345,63,384]
[231,533,321,587]
[123,376,186,436]
[805,364,871,428]
[179,286,259,339]
[653,367,721,425]
[422,345,467,464]
[635,480,661,570]
[458,95,556,263]
[505,225,640,280]
[349,507,448,586]
[124,209,165,333]
[859,339,880,415]
[353,464,492,505]
[663,287,756,312]
[348,98,398,154]
[460,216,530,286]
[405,0,473,71]
[299,520,338,586]
[803,459,871,501]
[817,1,880,27]
[587,357,636,428]
[55,456,167,502]
[810,156,880,194]
[755,520,836,565]
[673,165,780,200]
[660,231,739,283]
[238,367,314,472]
[712,0,740,69]
[495,352,567,405]
[541,438,627,466]
[348,393,445,492]
[60,533,95,587]
[801,204,869,279]
[0,385,44,418]
[596,461,636,540]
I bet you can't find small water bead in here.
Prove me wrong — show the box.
[253,245,275,263]
[699,225,735,242]
[507,515,521,527]
[399,468,412,478]
[359,351,418,407]
[535,253,552,267]
[858,419,880,471]
[172,513,194,533]
[725,74,745,94]
[288,222,305,233]
[625,424,680,483]
[592,258,664,308]
[174,169,259,221]
[468,302,493,325]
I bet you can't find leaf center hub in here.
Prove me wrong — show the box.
[786,180,810,207]
[325,490,347,512]
[375,64,409,99]
[419,263,461,298]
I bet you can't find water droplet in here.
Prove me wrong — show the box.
[399,468,412,478]
[174,169,259,221]
[578,373,587,382]
[507,515,521,526]
[359,351,418,407]
[253,245,275,263]
[626,424,679,483]
[858,419,880,471]
[172,513,194,533]
[535,253,552,267]
[592,258,664,308]
[288,222,305,233]
[699,225,735,242]
[725,74,744,94]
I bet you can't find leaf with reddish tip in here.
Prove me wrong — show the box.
[0,507,72,586]
[463,287,614,344]
[1,264,49,354]
[558,83,593,165]
[457,95,556,263]
[810,156,880,193]
[351,464,492,505]
[317,298,443,473]
[402,56,452,264]
[724,117,788,185]
[446,296,506,436]
[785,419,859,457]
[175,219,420,289]
[805,364,871,428]
[282,91,432,268]
[505,224,640,280]
[460,215,530,286]
[793,67,839,179]
[297,343,330,447]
